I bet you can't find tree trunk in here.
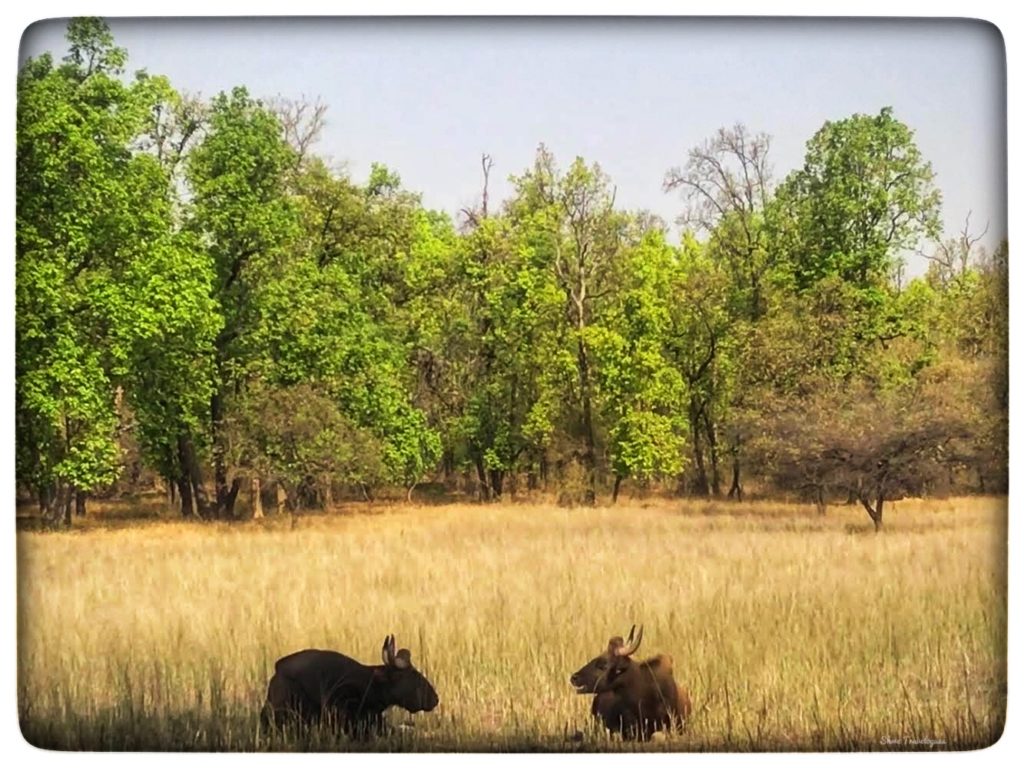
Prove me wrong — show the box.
[489,469,504,500]
[295,477,318,509]
[75,489,87,517]
[176,472,194,518]
[859,492,884,532]
[689,407,710,497]
[815,486,826,516]
[474,455,491,501]
[612,474,623,504]
[726,442,743,500]
[845,478,861,505]
[750,273,764,321]
[406,482,417,503]
[275,484,287,516]
[190,475,207,518]
[38,484,51,517]
[322,480,333,511]
[688,397,712,499]
[527,465,538,492]
[703,411,722,496]
[221,478,242,519]
[211,391,228,516]
[577,335,597,506]
[210,391,241,518]
[61,484,73,528]
[359,482,373,502]
[442,447,455,486]
[709,443,722,496]
[251,476,264,519]
[178,435,209,517]
[40,483,62,528]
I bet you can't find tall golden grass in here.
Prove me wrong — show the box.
[17,496,1006,751]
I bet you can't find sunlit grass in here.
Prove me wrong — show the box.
[17,495,1006,751]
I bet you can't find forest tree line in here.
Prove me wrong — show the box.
[16,19,1008,529]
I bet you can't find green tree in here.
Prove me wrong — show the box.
[508,146,630,504]
[772,106,941,294]
[449,208,564,499]
[17,18,206,524]
[661,234,737,496]
[726,109,950,507]
[591,230,687,501]
[120,232,221,518]
[184,86,300,517]
[233,158,443,504]
[664,126,778,499]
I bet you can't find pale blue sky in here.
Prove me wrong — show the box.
[21,17,1006,276]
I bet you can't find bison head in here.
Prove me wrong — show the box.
[378,634,439,713]
[569,624,643,694]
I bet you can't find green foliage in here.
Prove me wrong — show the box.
[773,107,941,293]
[186,86,299,310]
[16,18,203,514]
[443,208,564,493]
[63,17,127,75]
[123,234,221,479]
[233,159,444,492]
[227,382,386,491]
[591,231,687,482]
[16,22,1006,514]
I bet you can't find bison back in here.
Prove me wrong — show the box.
[274,648,359,675]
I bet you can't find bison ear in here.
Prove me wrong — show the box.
[394,649,412,669]
[607,636,625,653]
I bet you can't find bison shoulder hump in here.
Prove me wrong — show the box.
[274,649,350,674]
[646,653,674,672]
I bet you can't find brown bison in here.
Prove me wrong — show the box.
[261,634,439,738]
[569,625,692,741]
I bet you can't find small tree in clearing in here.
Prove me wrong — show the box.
[749,360,985,530]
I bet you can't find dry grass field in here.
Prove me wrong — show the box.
[17,495,1007,752]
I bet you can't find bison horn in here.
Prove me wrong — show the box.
[616,624,643,656]
[382,634,397,666]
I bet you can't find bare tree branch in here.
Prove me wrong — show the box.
[459,153,495,231]
[270,95,328,167]
[918,210,991,285]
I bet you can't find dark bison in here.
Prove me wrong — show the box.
[261,634,439,738]
[569,625,692,740]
